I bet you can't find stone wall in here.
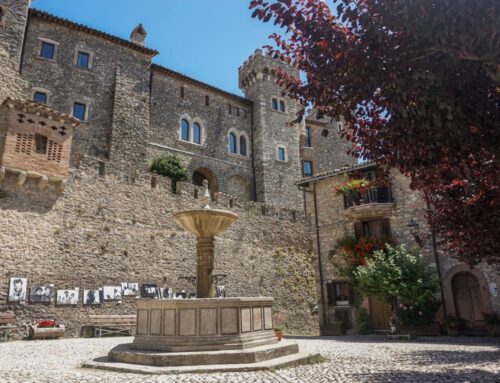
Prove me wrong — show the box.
[0,157,318,338]
[149,68,255,200]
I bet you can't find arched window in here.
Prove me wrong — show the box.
[279,100,286,112]
[192,122,201,144]
[229,132,237,153]
[272,98,278,110]
[181,119,189,141]
[239,135,247,156]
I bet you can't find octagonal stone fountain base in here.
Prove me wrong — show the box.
[83,297,322,374]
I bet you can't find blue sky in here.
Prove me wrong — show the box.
[32,0,281,96]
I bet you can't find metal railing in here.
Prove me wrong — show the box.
[344,187,394,209]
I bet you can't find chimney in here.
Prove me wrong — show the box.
[130,24,147,46]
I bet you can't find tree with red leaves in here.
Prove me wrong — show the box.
[250,0,500,264]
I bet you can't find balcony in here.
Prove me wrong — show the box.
[343,187,395,219]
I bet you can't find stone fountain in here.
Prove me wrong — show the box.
[84,182,320,374]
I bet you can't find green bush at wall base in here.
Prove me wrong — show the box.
[148,155,188,193]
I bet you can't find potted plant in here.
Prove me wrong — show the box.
[443,316,461,336]
[335,179,372,204]
[483,312,500,337]
[274,326,284,341]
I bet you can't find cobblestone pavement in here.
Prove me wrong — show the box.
[0,336,498,382]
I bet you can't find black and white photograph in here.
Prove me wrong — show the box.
[159,287,174,299]
[121,282,139,296]
[56,289,79,305]
[30,285,53,303]
[8,277,27,303]
[83,289,101,305]
[103,285,122,300]
[141,283,158,298]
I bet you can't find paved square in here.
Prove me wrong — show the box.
[0,336,498,382]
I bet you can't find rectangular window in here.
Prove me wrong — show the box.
[180,86,185,99]
[279,100,286,112]
[205,95,209,106]
[236,107,240,116]
[34,134,48,154]
[303,160,313,177]
[40,41,55,60]
[277,147,285,161]
[73,102,87,121]
[228,104,232,114]
[76,51,90,68]
[305,127,312,147]
[33,91,47,104]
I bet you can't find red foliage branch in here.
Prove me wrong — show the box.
[250,0,500,264]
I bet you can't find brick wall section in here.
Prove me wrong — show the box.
[0,158,318,338]
[302,118,356,176]
[0,104,75,178]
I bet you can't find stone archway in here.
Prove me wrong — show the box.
[192,168,218,196]
[226,175,250,202]
[443,264,492,326]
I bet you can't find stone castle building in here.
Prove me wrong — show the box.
[1,0,498,338]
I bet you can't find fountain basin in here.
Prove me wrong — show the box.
[131,297,277,352]
[173,209,238,238]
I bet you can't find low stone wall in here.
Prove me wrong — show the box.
[0,157,318,338]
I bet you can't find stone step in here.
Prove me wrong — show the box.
[109,341,300,366]
[84,346,323,375]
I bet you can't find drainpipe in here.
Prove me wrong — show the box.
[312,181,328,330]
[425,192,448,318]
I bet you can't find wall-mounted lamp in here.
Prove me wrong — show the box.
[407,218,422,247]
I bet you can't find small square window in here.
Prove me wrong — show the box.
[33,91,47,104]
[73,102,87,121]
[35,134,48,154]
[40,41,55,60]
[76,51,90,68]
[277,147,286,161]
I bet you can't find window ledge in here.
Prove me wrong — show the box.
[35,56,57,63]
[303,146,314,150]
[178,139,205,149]
[271,109,287,114]
[227,152,251,161]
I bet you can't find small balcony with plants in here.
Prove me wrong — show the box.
[335,178,395,219]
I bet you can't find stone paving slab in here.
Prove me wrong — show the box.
[0,335,498,382]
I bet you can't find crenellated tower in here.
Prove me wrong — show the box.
[239,50,303,208]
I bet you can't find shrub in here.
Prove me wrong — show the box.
[353,244,440,325]
[148,155,188,192]
[354,308,374,334]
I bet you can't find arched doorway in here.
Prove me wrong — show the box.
[452,272,484,327]
[192,168,218,196]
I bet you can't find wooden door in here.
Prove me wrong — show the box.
[369,296,392,329]
[452,272,484,326]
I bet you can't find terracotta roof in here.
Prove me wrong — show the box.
[296,162,377,185]
[29,9,158,56]
[3,97,81,126]
[152,64,253,106]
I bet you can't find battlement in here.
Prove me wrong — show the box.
[76,155,308,224]
[238,49,298,93]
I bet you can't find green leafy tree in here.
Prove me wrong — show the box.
[353,245,440,325]
[148,155,188,192]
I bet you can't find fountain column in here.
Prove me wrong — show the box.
[196,236,215,298]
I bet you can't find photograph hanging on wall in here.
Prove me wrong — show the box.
[8,277,27,303]
[83,289,102,305]
[141,283,158,298]
[30,285,53,303]
[56,289,79,305]
[103,286,122,300]
[121,282,139,296]
[159,287,174,300]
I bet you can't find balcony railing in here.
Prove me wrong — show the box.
[343,187,394,209]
